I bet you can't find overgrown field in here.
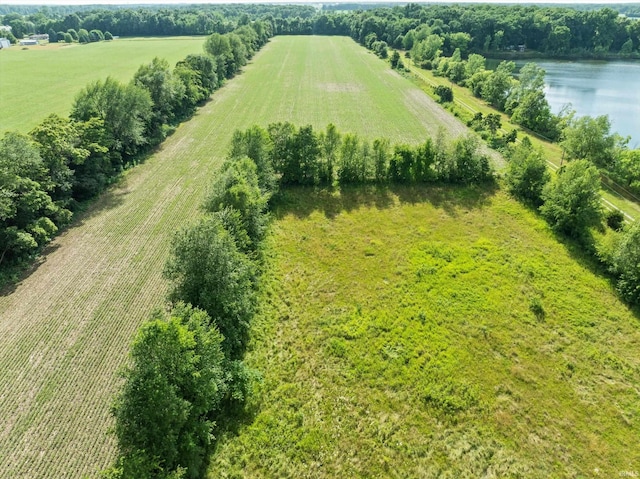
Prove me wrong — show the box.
[0,36,465,478]
[210,186,640,477]
[0,37,205,134]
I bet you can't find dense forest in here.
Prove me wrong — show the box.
[2,3,640,56]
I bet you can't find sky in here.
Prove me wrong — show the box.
[2,0,638,5]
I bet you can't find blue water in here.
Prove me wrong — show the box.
[516,60,640,148]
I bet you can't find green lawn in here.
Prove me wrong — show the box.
[0,37,206,134]
[209,186,640,478]
[0,36,469,478]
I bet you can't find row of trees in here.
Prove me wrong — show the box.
[504,138,640,306]
[0,4,314,39]
[106,126,277,478]
[225,123,494,188]
[47,27,113,44]
[4,4,640,56]
[0,22,271,283]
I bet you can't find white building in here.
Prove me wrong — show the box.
[19,39,38,46]
[0,38,10,49]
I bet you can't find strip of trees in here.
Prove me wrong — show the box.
[3,3,639,57]
[0,22,271,284]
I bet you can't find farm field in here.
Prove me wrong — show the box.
[0,36,206,134]
[0,36,470,478]
[209,186,640,478]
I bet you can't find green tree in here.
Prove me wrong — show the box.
[481,60,515,110]
[112,304,227,478]
[411,34,443,64]
[204,157,268,251]
[133,57,186,141]
[373,137,390,183]
[561,115,625,170]
[612,220,640,304]
[0,132,70,267]
[77,28,90,44]
[506,63,558,139]
[71,77,152,164]
[338,133,364,184]
[505,138,550,206]
[540,159,602,238]
[29,114,90,206]
[227,126,276,195]
[319,123,341,185]
[164,217,256,359]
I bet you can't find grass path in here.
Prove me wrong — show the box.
[0,36,467,478]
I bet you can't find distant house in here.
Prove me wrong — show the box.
[19,39,38,46]
[29,34,49,41]
[0,38,10,49]
[518,44,526,52]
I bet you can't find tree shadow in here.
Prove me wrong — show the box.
[546,224,640,322]
[271,181,498,220]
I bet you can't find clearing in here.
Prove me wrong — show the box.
[209,186,640,478]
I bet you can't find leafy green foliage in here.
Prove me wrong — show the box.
[164,216,257,359]
[71,77,153,164]
[540,159,602,238]
[505,138,551,206]
[562,115,625,169]
[612,220,640,304]
[0,132,70,270]
[111,304,227,479]
[434,85,453,103]
[204,157,268,251]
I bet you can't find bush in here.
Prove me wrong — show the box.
[434,85,453,103]
[605,209,625,231]
[612,220,640,305]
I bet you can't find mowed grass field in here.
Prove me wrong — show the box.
[0,37,205,134]
[0,36,469,478]
[209,187,640,478]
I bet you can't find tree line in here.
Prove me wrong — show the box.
[0,22,271,284]
[362,31,640,205]
[104,155,270,478]
[3,4,640,57]
[0,4,313,40]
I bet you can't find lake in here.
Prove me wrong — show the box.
[515,60,640,148]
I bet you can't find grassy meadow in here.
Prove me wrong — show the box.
[0,36,466,478]
[0,37,206,134]
[209,186,640,478]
